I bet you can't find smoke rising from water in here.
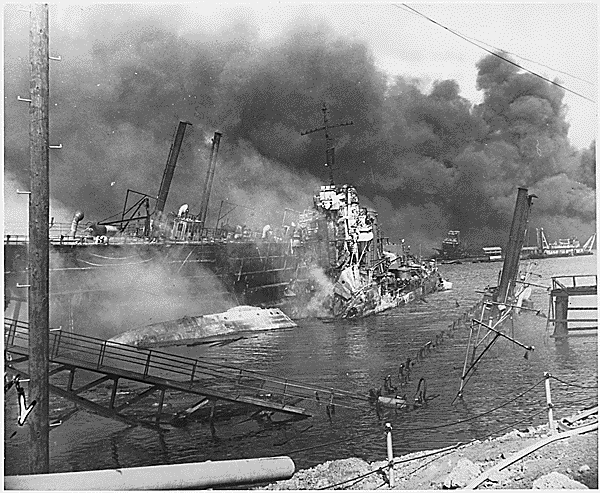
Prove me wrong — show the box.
[4,5,595,251]
[48,246,236,339]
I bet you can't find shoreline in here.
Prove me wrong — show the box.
[261,409,598,490]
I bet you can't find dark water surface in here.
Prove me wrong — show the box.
[4,256,597,475]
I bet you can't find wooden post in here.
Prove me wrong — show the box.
[28,2,50,474]
[554,294,569,337]
[385,422,394,487]
[544,372,556,435]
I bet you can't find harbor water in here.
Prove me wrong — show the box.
[4,255,597,475]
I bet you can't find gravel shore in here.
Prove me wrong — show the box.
[262,411,597,490]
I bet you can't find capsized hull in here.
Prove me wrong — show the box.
[108,306,297,348]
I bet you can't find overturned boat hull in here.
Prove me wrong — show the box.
[108,306,297,348]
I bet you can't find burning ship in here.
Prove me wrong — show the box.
[4,113,442,334]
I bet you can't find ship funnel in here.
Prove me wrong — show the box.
[155,121,192,214]
[70,211,85,238]
[197,131,222,228]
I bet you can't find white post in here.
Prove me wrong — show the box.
[385,422,394,487]
[544,372,555,435]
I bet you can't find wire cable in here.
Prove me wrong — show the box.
[401,378,545,433]
[479,408,548,440]
[393,3,595,86]
[394,3,596,103]
[288,378,545,457]
[285,427,383,455]
[392,441,464,467]
[318,464,387,490]
[549,375,598,390]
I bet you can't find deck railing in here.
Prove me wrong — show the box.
[4,319,367,410]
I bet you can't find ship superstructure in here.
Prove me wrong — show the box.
[5,109,442,330]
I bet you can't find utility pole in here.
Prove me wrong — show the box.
[28,2,50,473]
[301,102,353,185]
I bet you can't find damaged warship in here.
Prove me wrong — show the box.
[4,112,443,336]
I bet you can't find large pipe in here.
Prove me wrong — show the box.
[155,121,192,214]
[69,211,84,238]
[197,131,222,227]
[5,456,295,490]
[497,187,535,304]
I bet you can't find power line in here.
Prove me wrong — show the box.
[460,36,596,87]
[394,3,596,104]
[393,3,595,87]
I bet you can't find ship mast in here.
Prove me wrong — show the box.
[301,102,353,185]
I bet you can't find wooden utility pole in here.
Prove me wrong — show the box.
[28,2,50,473]
[301,102,353,185]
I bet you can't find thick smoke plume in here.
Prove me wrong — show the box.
[47,247,235,340]
[4,5,595,251]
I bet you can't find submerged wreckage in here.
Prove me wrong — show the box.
[4,109,445,339]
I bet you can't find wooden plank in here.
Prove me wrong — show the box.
[49,383,159,430]
[73,375,112,394]
[551,286,597,297]
[562,406,598,425]
[114,386,159,412]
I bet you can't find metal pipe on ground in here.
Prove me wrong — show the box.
[4,456,295,490]
[464,421,598,490]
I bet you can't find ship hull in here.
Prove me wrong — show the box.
[107,306,297,348]
[4,239,307,334]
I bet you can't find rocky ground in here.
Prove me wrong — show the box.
[261,410,597,490]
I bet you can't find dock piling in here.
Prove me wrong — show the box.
[385,422,394,487]
[544,372,556,435]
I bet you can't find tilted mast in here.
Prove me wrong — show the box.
[301,102,353,185]
[497,187,536,304]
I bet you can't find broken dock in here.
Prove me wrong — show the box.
[547,275,597,337]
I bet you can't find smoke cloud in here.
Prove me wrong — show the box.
[4,5,595,251]
[48,246,236,340]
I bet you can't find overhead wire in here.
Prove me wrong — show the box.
[393,3,596,103]
[393,3,595,87]
[458,35,596,86]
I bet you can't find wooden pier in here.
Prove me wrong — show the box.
[547,275,597,337]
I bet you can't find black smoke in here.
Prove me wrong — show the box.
[4,5,595,251]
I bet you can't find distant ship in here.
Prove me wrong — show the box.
[526,228,595,259]
[434,230,503,263]
[435,229,595,264]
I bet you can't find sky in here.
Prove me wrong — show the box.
[175,2,596,148]
[2,2,597,249]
